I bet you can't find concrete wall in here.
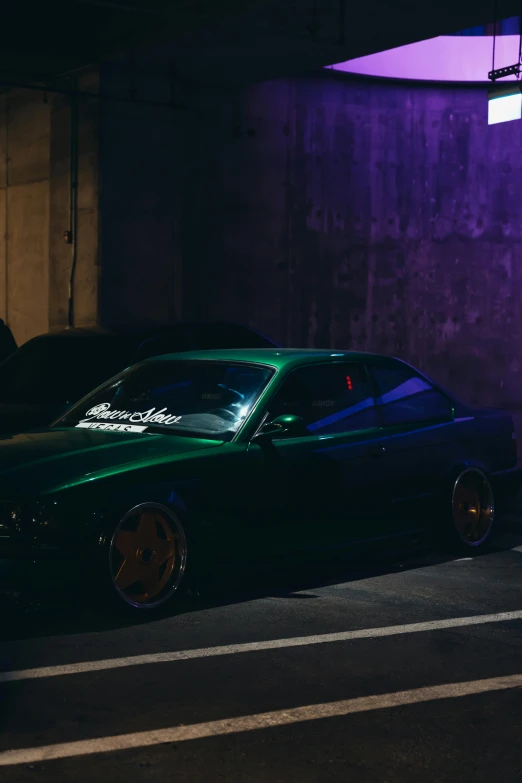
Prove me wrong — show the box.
[4,66,522,417]
[98,62,183,330]
[0,74,100,347]
[0,62,179,344]
[180,76,522,412]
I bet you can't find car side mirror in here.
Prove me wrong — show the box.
[252,414,307,443]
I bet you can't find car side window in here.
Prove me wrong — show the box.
[268,363,377,437]
[371,364,453,427]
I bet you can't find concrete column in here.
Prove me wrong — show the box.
[0,90,50,346]
[0,71,100,347]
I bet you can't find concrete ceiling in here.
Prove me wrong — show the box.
[157,0,522,87]
[1,0,520,86]
[0,0,270,79]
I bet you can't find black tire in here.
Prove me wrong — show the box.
[441,468,495,554]
[107,502,189,611]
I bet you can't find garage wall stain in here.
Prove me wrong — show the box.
[182,76,522,410]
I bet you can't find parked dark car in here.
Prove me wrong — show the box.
[0,323,279,434]
[0,349,519,610]
[0,318,17,363]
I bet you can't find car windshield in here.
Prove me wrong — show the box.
[53,360,275,441]
[0,334,139,405]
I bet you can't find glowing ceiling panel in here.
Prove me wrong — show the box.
[326,36,521,83]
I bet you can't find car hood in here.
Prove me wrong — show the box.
[0,428,224,496]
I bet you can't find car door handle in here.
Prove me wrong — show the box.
[367,445,387,458]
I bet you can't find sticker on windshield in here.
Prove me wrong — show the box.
[77,402,183,429]
[76,422,147,433]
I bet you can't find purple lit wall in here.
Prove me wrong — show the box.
[97,54,522,413]
[179,75,522,411]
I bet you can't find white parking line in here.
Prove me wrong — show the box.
[1,672,522,766]
[2,609,522,684]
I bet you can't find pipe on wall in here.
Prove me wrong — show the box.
[3,98,7,325]
[67,83,79,328]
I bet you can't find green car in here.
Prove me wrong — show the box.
[0,349,519,610]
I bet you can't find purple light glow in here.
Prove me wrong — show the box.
[326,36,521,83]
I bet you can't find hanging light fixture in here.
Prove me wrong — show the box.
[488,81,522,124]
[488,0,522,124]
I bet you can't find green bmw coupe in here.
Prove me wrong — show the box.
[0,349,519,610]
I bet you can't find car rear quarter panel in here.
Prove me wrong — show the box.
[462,407,517,474]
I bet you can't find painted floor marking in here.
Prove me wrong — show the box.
[2,609,522,684]
[1,672,522,766]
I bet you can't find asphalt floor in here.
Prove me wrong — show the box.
[1,526,522,782]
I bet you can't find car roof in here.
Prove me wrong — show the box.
[21,328,140,342]
[20,322,279,348]
[144,348,400,371]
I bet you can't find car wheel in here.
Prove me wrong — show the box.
[108,502,188,610]
[448,468,495,551]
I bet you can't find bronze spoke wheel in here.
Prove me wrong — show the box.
[451,469,494,548]
[109,503,187,609]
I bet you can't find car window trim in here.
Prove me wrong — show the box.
[367,362,455,431]
[251,359,379,441]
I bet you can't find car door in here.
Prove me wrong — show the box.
[368,360,457,534]
[246,361,392,558]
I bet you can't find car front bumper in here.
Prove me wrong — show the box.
[0,555,85,593]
